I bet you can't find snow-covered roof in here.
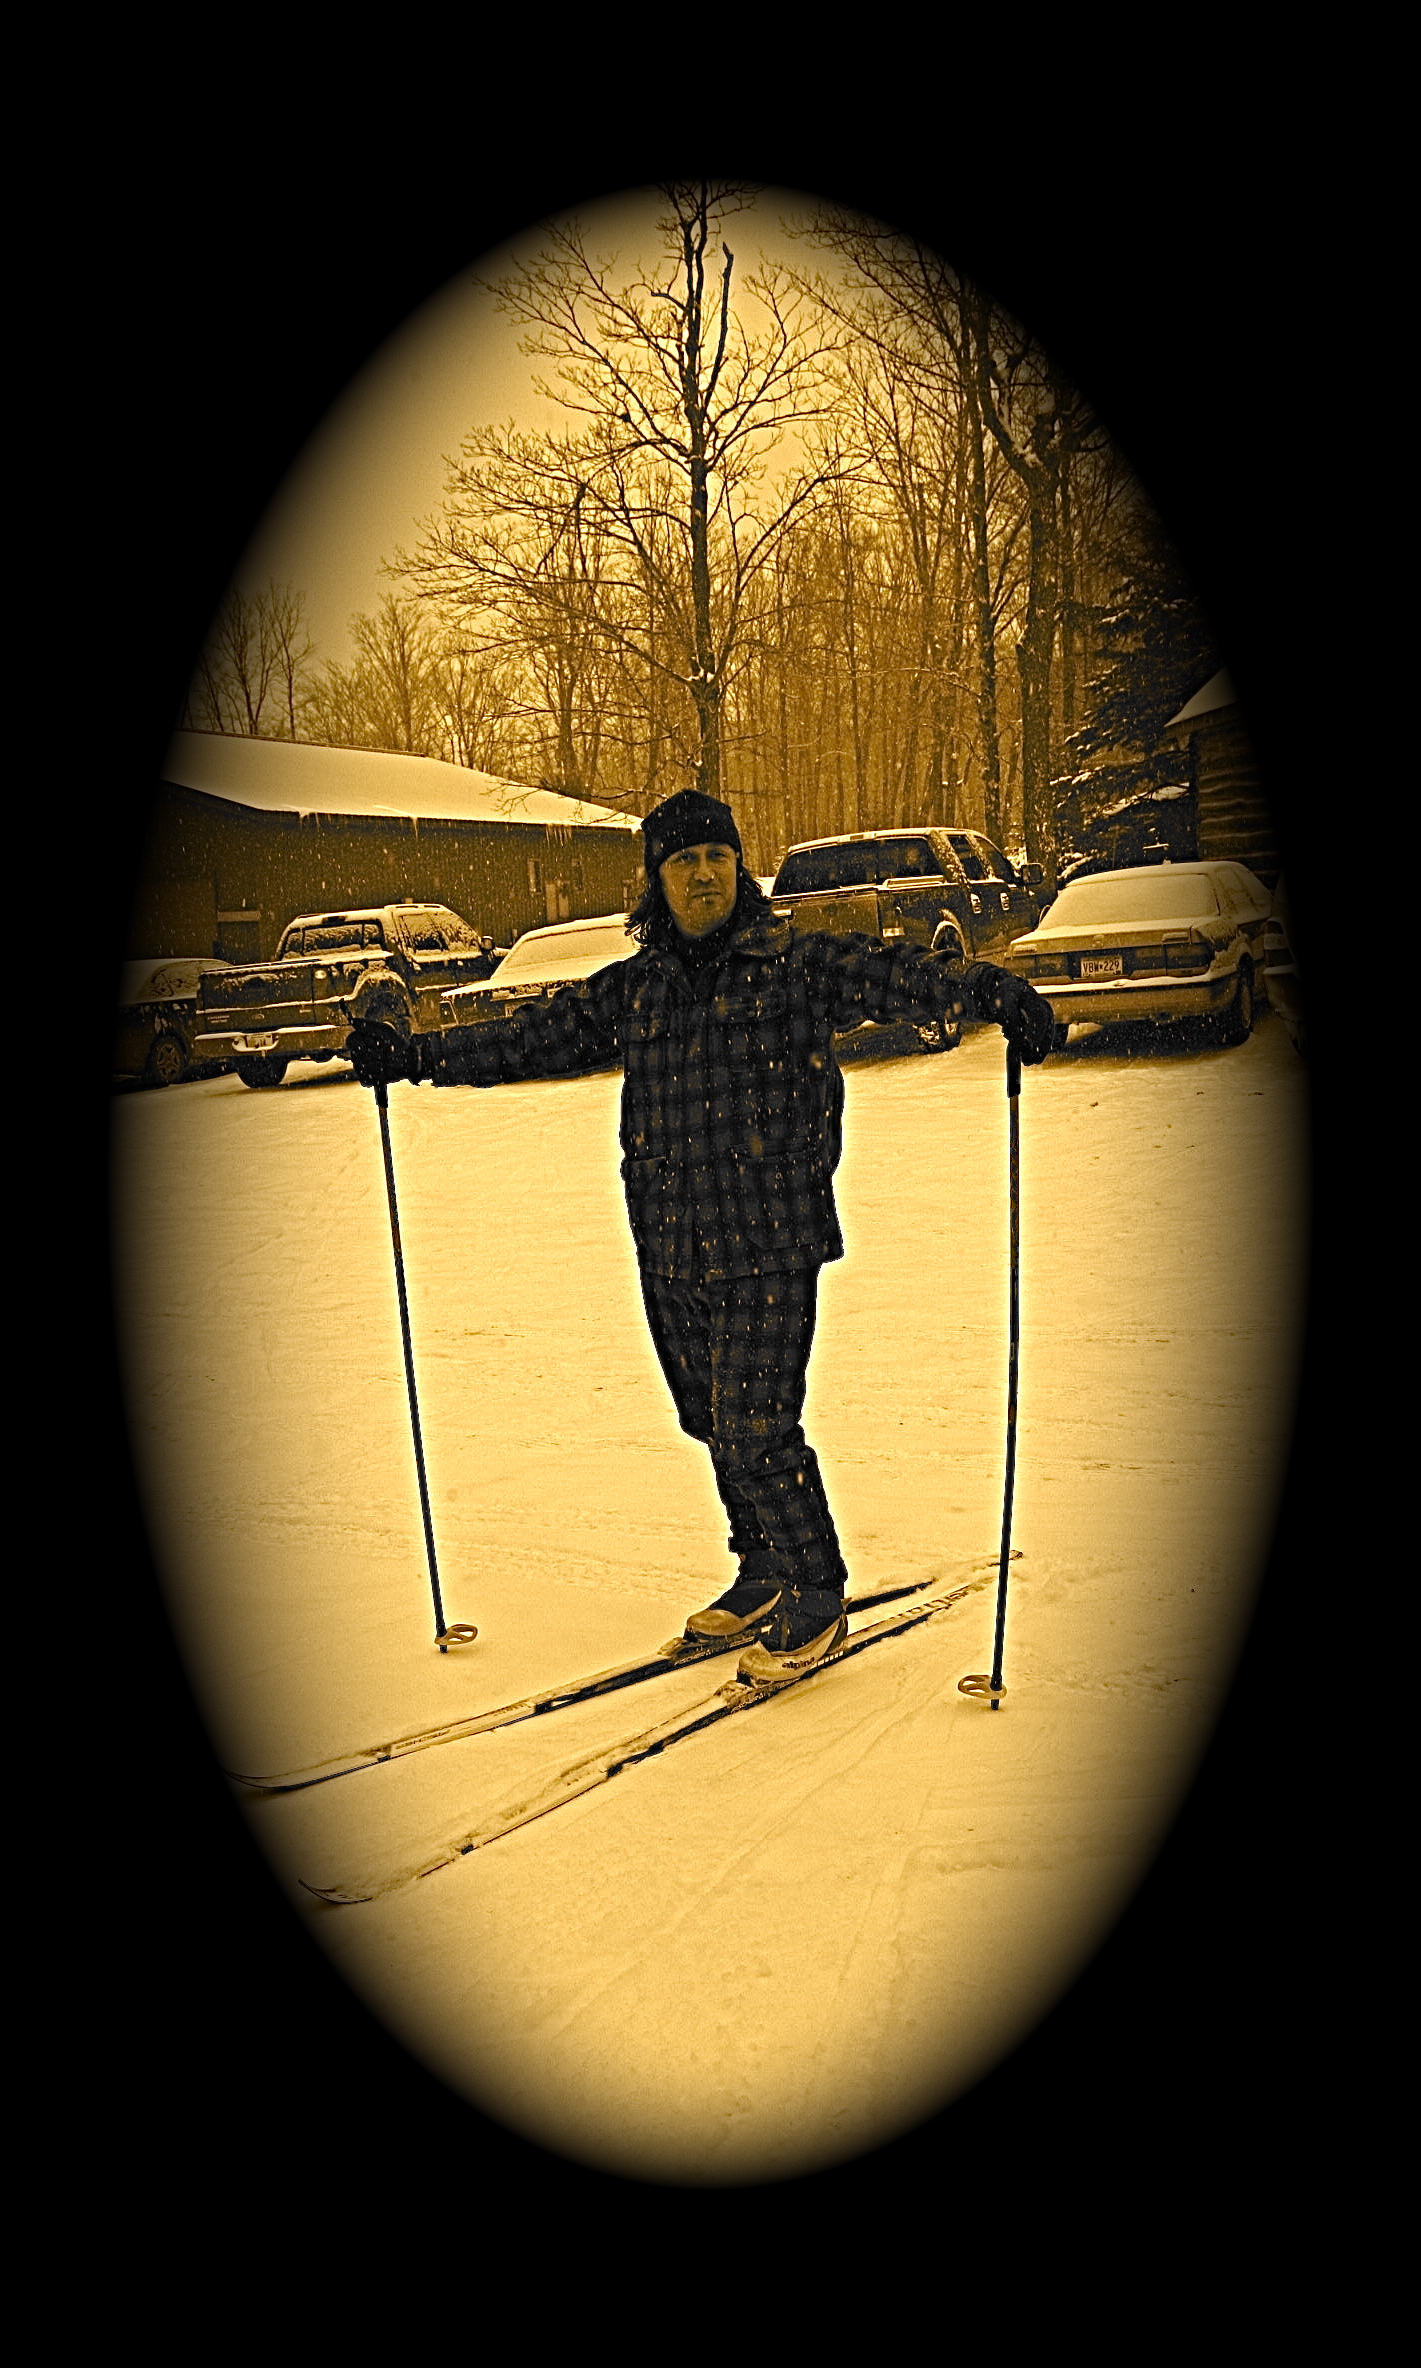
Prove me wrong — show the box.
[1092,785,1191,823]
[1167,669,1236,726]
[162,731,641,833]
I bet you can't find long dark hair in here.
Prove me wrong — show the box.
[627,860,772,952]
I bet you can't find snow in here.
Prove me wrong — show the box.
[111,1012,1309,2184]
[163,728,642,832]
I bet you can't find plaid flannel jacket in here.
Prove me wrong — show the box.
[431,920,964,1280]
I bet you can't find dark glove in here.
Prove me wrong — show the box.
[961,963,1056,1065]
[345,1019,420,1089]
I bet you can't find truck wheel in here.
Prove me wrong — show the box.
[351,978,415,1034]
[930,925,967,967]
[144,1034,188,1089]
[236,1056,289,1088]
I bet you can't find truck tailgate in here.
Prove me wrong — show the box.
[771,886,883,936]
[199,964,324,1027]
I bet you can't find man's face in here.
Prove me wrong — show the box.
[659,841,739,938]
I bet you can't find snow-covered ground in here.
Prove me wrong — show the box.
[112,1010,1309,2184]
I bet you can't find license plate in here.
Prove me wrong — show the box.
[1079,954,1122,979]
[237,1031,278,1051]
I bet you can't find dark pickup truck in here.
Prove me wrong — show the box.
[767,828,1046,1050]
[193,902,502,1086]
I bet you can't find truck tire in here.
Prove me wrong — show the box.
[144,1033,188,1088]
[236,1056,289,1088]
[350,974,415,1035]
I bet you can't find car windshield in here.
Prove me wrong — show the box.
[492,922,634,979]
[1046,873,1221,924]
[431,910,483,949]
[399,911,448,950]
[775,838,943,892]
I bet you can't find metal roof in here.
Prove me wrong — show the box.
[162,731,641,832]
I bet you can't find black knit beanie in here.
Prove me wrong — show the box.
[640,789,742,877]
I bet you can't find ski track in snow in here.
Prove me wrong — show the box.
[112,1014,1309,2181]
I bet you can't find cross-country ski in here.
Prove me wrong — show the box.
[227,1578,938,1794]
[301,1580,982,1904]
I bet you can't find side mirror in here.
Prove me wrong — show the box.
[1020,862,1045,889]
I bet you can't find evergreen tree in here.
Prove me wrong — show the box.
[1070,508,1218,766]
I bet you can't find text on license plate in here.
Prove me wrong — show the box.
[238,1031,278,1050]
[1079,954,1122,979]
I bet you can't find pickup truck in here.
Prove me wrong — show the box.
[193,902,502,1086]
[767,828,1047,1051]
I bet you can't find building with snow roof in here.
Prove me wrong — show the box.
[132,733,645,961]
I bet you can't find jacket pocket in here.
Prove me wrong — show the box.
[730,1152,839,1265]
[711,982,787,1025]
[626,985,670,1039]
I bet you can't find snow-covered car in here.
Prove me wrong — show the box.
[115,957,233,1087]
[442,912,639,1051]
[194,902,499,1087]
[768,826,1046,1056]
[1002,860,1273,1048]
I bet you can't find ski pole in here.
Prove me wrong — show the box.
[960,1038,1021,1708]
[374,1078,476,1652]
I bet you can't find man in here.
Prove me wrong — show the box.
[347,789,1053,1682]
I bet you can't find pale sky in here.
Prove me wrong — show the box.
[237,186,869,666]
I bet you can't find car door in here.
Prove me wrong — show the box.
[431,908,496,991]
[390,909,456,1026]
[944,832,1013,957]
[972,835,1040,947]
[920,834,977,958]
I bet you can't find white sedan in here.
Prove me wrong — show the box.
[1002,861,1274,1049]
[441,913,639,1036]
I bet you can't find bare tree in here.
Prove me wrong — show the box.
[404,183,844,806]
[782,214,1120,878]
[300,593,436,753]
[434,640,526,777]
[183,580,313,738]
[782,220,1019,845]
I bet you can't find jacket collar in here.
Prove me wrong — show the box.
[634,916,792,991]
[727,918,794,960]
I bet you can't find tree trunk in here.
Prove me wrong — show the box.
[963,361,1005,848]
[1017,480,1058,883]
[1058,449,1078,746]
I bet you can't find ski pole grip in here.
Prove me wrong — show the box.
[1006,1042,1021,1099]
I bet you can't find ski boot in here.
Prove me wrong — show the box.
[681,1550,785,1644]
[736,1582,848,1686]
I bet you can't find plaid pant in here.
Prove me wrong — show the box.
[638,1266,847,1593]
